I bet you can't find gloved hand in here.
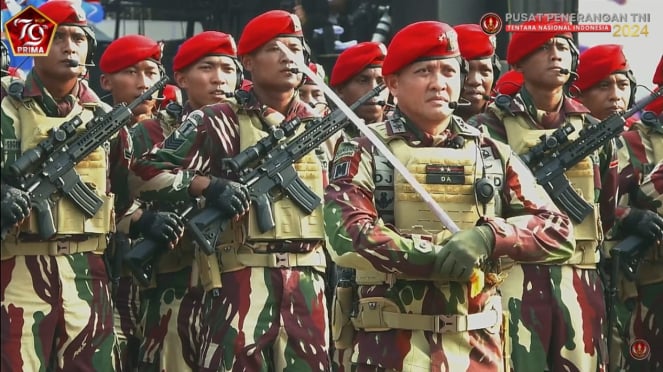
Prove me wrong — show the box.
[621,208,663,241]
[130,210,185,246]
[203,176,250,219]
[433,225,495,282]
[1,184,31,228]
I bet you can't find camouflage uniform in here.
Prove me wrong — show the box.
[325,108,576,371]
[127,103,207,371]
[108,124,142,372]
[470,89,617,371]
[610,120,663,371]
[126,29,241,371]
[135,88,329,371]
[0,71,115,371]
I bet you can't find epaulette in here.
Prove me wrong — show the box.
[454,116,481,137]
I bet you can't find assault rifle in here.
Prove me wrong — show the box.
[1,76,169,239]
[123,85,385,284]
[521,87,662,223]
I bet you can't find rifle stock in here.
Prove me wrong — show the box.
[2,76,169,239]
[523,87,662,223]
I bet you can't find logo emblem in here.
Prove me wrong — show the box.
[629,339,650,360]
[480,13,503,35]
[4,5,57,57]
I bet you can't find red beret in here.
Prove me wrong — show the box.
[644,94,663,116]
[38,0,87,26]
[507,20,573,65]
[653,56,663,85]
[454,24,496,60]
[574,44,629,93]
[494,70,524,96]
[304,62,326,85]
[157,84,183,110]
[237,10,303,56]
[382,21,460,76]
[173,31,237,72]
[99,35,162,74]
[330,42,386,87]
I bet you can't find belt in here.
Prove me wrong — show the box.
[352,296,502,334]
[1,235,106,259]
[355,270,431,286]
[218,244,326,272]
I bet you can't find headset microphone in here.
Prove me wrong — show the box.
[288,68,300,74]
[448,100,471,110]
[557,67,570,75]
[66,60,94,68]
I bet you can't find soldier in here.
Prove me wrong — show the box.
[330,41,387,137]
[0,1,115,370]
[324,20,576,371]
[606,54,663,371]
[128,31,241,372]
[469,20,618,371]
[132,10,330,371]
[99,33,185,372]
[326,40,387,372]
[453,24,500,121]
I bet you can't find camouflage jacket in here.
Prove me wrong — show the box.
[636,161,663,215]
[325,112,576,275]
[324,111,575,370]
[469,90,619,233]
[611,121,663,234]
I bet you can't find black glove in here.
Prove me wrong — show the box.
[203,176,250,219]
[621,208,663,241]
[433,226,495,282]
[130,210,185,245]
[1,184,31,228]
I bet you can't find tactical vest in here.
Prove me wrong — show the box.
[489,105,601,266]
[1,79,113,238]
[341,121,505,339]
[235,111,325,242]
[199,109,327,291]
[374,126,503,243]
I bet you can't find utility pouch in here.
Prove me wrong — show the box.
[332,284,355,350]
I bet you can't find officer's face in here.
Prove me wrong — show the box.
[517,37,573,89]
[460,58,494,116]
[33,25,88,80]
[242,37,305,92]
[386,58,461,132]
[100,60,161,120]
[577,73,631,120]
[337,67,387,124]
[174,55,238,110]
